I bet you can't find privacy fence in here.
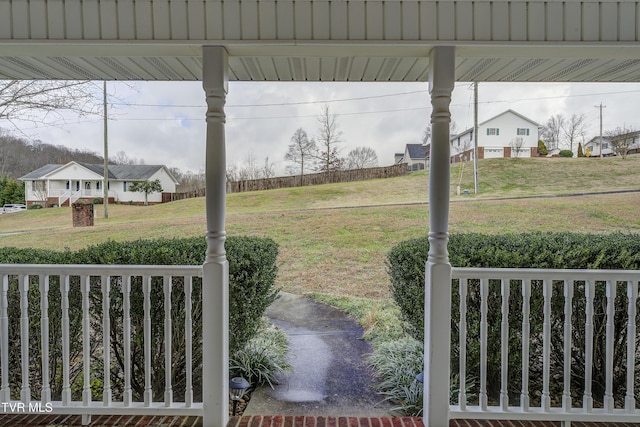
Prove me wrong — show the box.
[163,164,408,202]
[228,163,408,193]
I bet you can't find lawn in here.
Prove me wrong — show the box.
[2,156,640,299]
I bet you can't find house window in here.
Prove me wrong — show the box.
[66,181,70,190]
[96,181,101,190]
[487,128,499,136]
[123,181,128,192]
[603,143,609,149]
[517,128,530,136]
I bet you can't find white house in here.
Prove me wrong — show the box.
[585,131,640,157]
[396,143,430,171]
[19,161,179,207]
[584,136,615,157]
[450,110,540,162]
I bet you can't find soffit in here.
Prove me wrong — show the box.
[2,0,640,83]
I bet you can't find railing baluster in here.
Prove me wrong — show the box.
[521,279,531,411]
[164,275,173,406]
[102,275,112,405]
[583,280,594,412]
[61,275,71,405]
[458,278,467,411]
[20,274,30,403]
[185,276,193,407]
[625,279,637,413]
[82,275,92,406]
[479,278,488,410]
[123,276,132,406]
[562,279,573,411]
[143,276,152,406]
[542,278,551,411]
[500,278,509,411]
[604,279,616,412]
[41,275,51,403]
[0,274,9,402]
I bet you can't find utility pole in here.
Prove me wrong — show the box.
[473,82,479,194]
[103,81,109,219]
[595,103,606,158]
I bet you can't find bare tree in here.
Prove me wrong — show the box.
[237,154,261,181]
[172,168,205,193]
[285,128,317,184]
[562,113,587,154]
[110,150,139,165]
[262,157,276,179]
[30,181,48,204]
[606,125,638,159]
[346,147,378,169]
[314,105,343,179]
[0,81,101,131]
[541,114,565,151]
[421,126,431,145]
[509,137,526,158]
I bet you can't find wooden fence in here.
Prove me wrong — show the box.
[227,163,407,193]
[163,163,408,202]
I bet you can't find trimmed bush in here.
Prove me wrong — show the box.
[559,149,574,157]
[387,232,640,406]
[537,140,548,156]
[0,236,279,402]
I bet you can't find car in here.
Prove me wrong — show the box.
[1,204,27,214]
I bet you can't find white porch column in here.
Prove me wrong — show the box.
[423,46,455,427]
[202,46,229,427]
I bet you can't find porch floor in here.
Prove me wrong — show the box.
[0,415,637,427]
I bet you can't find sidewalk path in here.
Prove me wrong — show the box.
[244,293,393,417]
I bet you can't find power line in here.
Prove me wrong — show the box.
[109,87,640,109]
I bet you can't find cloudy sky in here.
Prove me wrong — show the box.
[10,80,640,175]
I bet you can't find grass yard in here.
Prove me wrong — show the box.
[1,156,640,299]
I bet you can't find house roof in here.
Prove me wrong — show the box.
[405,144,428,159]
[2,1,640,83]
[19,162,177,183]
[452,109,540,139]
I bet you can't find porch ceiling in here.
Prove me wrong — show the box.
[2,43,640,83]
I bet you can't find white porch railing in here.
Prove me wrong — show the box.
[57,190,72,207]
[50,190,113,206]
[450,268,640,423]
[0,264,203,423]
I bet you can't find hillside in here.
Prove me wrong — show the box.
[1,156,639,299]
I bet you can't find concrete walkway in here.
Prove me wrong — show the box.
[244,293,393,417]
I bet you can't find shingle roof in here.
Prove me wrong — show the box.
[19,162,172,181]
[19,164,62,180]
[406,144,427,159]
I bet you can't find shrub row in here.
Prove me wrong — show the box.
[388,232,640,407]
[0,236,279,402]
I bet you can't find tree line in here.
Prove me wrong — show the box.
[226,105,379,183]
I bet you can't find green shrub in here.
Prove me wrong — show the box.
[577,142,585,157]
[537,140,548,156]
[230,321,291,388]
[0,236,279,402]
[27,204,43,209]
[368,338,424,415]
[387,232,640,407]
[559,149,573,157]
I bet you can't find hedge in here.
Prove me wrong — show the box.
[0,236,278,402]
[387,232,640,406]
